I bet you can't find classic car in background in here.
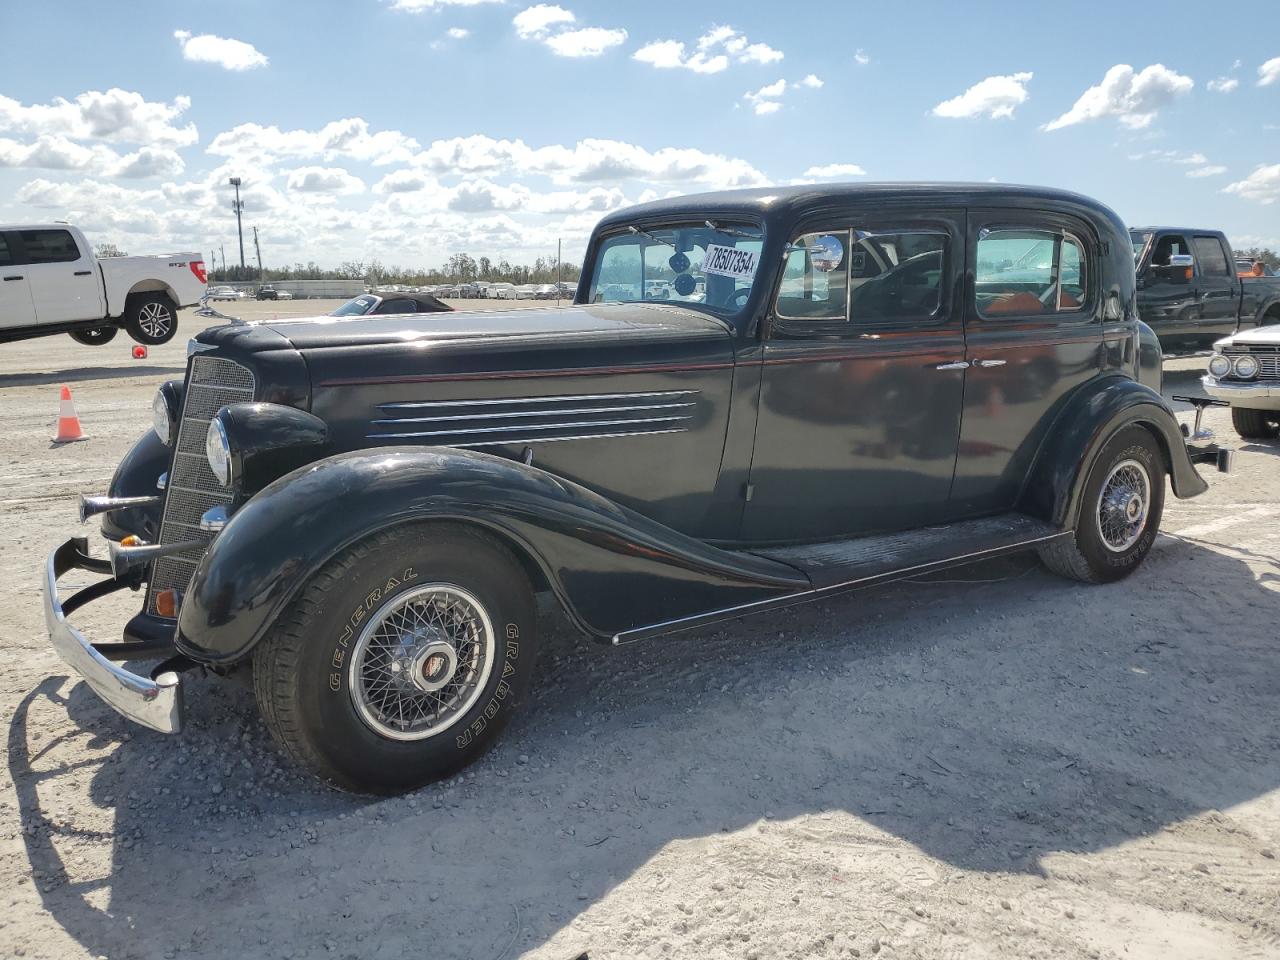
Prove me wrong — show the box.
[46,183,1229,794]
[1203,326,1280,439]
[330,292,453,317]
[256,285,293,301]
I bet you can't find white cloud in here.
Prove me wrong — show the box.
[0,135,184,178]
[285,166,366,194]
[1185,164,1228,178]
[1208,77,1238,93]
[799,74,823,89]
[1224,164,1280,204]
[173,30,268,71]
[932,72,1032,120]
[854,49,870,66]
[744,79,787,115]
[802,163,867,179]
[1044,63,1193,131]
[373,168,437,193]
[513,4,575,38]
[207,118,419,166]
[390,0,502,9]
[634,26,782,74]
[447,27,469,39]
[1130,149,1227,178]
[545,26,627,57]
[0,89,197,147]
[1259,57,1280,87]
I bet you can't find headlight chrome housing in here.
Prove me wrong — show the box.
[206,417,234,486]
[151,380,182,445]
[1207,354,1231,379]
[1231,354,1260,379]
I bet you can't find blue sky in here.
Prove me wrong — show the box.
[2,0,1277,269]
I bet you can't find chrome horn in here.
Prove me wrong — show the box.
[78,494,162,524]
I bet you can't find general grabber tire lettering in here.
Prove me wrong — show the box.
[252,523,537,795]
[1231,407,1280,440]
[1038,425,1166,584]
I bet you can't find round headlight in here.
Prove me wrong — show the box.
[152,389,172,444]
[1232,354,1260,379]
[1207,354,1231,378]
[206,417,233,486]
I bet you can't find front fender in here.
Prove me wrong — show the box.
[175,448,809,665]
[1019,375,1208,528]
[101,430,169,541]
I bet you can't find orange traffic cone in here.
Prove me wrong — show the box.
[53,385,88,443]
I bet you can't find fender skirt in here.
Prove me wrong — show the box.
[175,447,811,664]
[1019,376,1208,528]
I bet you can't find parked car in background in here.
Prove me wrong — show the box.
[0,223,204,346]
[330,292,453,316]
[44,183,1228,794]
[1131,227,1280,353]
[257,285,294,301]
[208,286,244,301]
[557,281,578,298]
[1203,327,1280,439]
[515,283,537,299]
[533,283,559,299]
[490,282,517,299]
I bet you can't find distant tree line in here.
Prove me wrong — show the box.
[208,253,581,286]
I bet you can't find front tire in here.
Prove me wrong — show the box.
[123,293,178,345]
[68,326,119,346]
[1039,425,1166,584]
[1231,407,1280,440]
[252,523,538,795]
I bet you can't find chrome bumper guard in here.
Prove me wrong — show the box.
[44,538,183,734]
[1171,394,1235,474]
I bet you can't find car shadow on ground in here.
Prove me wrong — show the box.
[8,537,1280,958]
[0,366,187,388]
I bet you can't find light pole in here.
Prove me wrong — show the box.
[252,226,263,282]
[229,177,245,272]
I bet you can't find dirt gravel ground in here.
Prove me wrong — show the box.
[1,303,1277,960]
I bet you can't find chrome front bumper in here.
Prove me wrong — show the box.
[1202,375,1280,410]
[44,538,183,734]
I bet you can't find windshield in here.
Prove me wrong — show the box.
[1130,231,1151,262]
[586,221,764,318]
[332,295,376,317]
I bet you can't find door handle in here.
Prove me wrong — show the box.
[972,359,1007,367]
[935,361,970,370]
[74,270,92,276]
[3,275,23,281]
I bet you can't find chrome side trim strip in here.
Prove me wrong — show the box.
[610,529,1069,645]
[369,414,692,439]
[378,390,699,411]
[374,401,697,425]
[369,427,690,445]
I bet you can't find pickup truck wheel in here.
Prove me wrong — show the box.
[252,523,537,795]
[1038,426,1165,584]
[1231,407,1280,440]
[124,293,178,345]
[68,326,119,346]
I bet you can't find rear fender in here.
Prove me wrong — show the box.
[175,447,809,665]
[1019,376,1207,528]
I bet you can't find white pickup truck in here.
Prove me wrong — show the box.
[0,224,206,346]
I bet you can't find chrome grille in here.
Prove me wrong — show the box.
[365,390,700,447]
[146,356,255,616]
[1227,347,1280,381]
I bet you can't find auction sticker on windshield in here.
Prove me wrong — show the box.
[702,244,759,282]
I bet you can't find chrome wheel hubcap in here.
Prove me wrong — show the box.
[139,302,171,337]
[348,584,493,741]
[1096,459,1150,553]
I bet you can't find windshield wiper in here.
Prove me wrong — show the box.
[705,220,761,240]
[627,225,675,249]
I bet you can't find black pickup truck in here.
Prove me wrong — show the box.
[1131,227,1280,353]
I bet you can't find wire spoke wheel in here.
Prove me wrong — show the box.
[1095,458,1151,553]
[348,584,495,741]
[139,301,172,337]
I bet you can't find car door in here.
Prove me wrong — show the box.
[741,212,966,541]
[951,213,1103,515]
[0,232,37,330]
[1190,234,1240,341]
[19,228,102,325]
[1137,232,1199,342]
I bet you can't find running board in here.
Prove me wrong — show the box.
[611,513,1065,644]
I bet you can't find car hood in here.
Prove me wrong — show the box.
[1220,325,1280,348]
[257,302,730,351]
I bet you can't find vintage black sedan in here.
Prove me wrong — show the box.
[45,183,1229,794]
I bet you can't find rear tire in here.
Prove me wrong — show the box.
[124,293,178,345]
[1231,406,1280,440]
[1039,425,1165,584]
[68,326,119,346]
[252,523,538,795]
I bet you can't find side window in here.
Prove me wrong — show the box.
[1192,236,1231,278]
[976,228,1090,317]
[775,231,849,321]
[1150,234,1190,267]
[19,229,81,264]
[0,233,14,268]
[377,298,416,313]
[849,230,947,323]
[594,243,641,302]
